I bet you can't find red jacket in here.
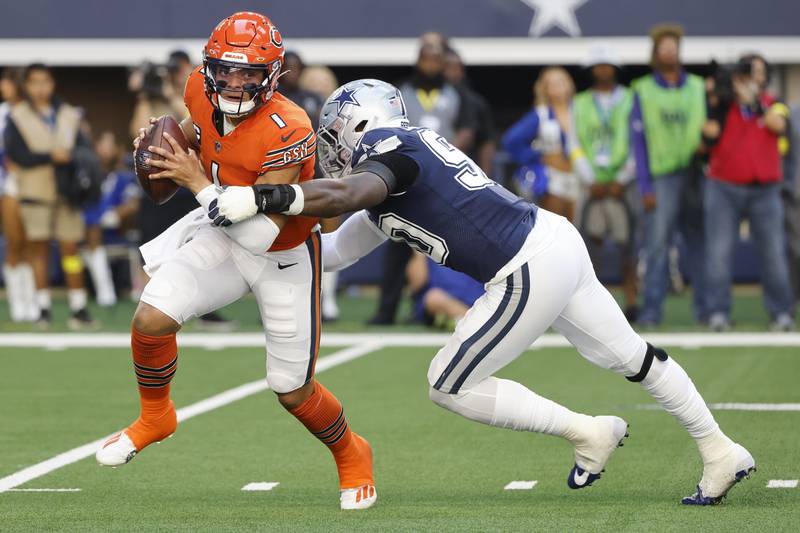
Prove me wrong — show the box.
[709,98,782,185]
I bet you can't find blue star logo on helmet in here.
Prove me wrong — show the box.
[331,86,360,114]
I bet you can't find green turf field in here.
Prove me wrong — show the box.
[0,285,796,334]
[1,341,798,532]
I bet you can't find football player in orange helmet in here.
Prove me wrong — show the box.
[96,12,376,510]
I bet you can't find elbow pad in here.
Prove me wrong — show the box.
[223,214,281,255]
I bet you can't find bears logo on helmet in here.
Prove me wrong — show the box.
[202,11,285,117]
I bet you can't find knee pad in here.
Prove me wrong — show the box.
[140,262,198,325]
[267,370,305,394]
[61,254,83,275]
[428,386,451,408]
[625,343,669,383]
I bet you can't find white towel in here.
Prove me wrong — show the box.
[140,207,211,276]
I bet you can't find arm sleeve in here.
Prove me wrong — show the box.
[352,151,420,195]
[501,110,541,166]
[629,94,653,196]
[321,210,388,272]
[4,119,53,168]
[260,128,316,172]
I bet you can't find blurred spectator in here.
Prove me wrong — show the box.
[444,47,497,175]
[82,131,140,306]
[399,43,476,150]
[703,56,794,331]
[787,103,800,305]
[166,50,194,92]
[406,253,484,329]
[129,61,189,139]
[1,67,38,322]
[503,66,579,221]
[572,47,638,320]
[296,63,342,320]
[280,51,324,128]
[4,63,94,328]
[419,31,449,49]
[631,25,707,326]
[299,65,339,102]
[368,42,478,325]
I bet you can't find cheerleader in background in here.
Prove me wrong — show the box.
[503,66,580,222]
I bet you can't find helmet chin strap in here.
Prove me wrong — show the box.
[218,95,256,117]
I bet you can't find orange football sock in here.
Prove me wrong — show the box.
[289,381,373,489]
[126,328,178,451]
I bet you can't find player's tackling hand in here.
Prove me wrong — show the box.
[147,132,210,195]
[209,186,258,226]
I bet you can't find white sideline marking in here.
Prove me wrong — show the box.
[0,342,383,494]
[767,480,798,488]
[241,482,279,491]
[2,331,800,350]
[8,488,81,492]
[504,480,538,490]
[637,403,800,412]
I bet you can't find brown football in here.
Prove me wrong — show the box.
[134,115,187,205]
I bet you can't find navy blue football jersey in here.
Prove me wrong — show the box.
[351,126,537,283]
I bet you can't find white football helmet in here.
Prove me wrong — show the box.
[317,79,409,178]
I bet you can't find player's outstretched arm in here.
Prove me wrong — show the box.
[211,170,390,224]
[321,209,388,272]
[270,172,390,218]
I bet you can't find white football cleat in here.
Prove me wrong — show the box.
[340,484,377,510]
[682,442,756,505]
[567,415,629,489]
[96,431,138,467]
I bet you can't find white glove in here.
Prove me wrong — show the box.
[216,186,258,224]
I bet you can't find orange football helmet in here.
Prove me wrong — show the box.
[202,11,284,116]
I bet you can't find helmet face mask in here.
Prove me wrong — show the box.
[317,79,409,179]
[203,58,279,116]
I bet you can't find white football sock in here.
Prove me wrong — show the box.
[18,263,40,321]
[430,377,592,443]
[321,271,339,319]
[640,357,720,441]
[3,264,25,322]
[85,247,117,306]
[68,288,88,312]
[36,288,52,311]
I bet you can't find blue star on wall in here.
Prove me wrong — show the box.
[331,86,360,113]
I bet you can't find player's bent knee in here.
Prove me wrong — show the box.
[268,370,307,396]
[132,302,181,336]
[625,343,669,383]
[275,380,314,409]
[428,386,455,409]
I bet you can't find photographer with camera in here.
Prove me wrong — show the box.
[703,55,794,331]
[128,61,189,139]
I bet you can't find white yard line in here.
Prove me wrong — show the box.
[7,488,81,492]
[241,482,280,491]
[1,332,800,350]
[0,342,383,494]
[767,480,798,488]
[504,480,538,490]
[637,403,800,412]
